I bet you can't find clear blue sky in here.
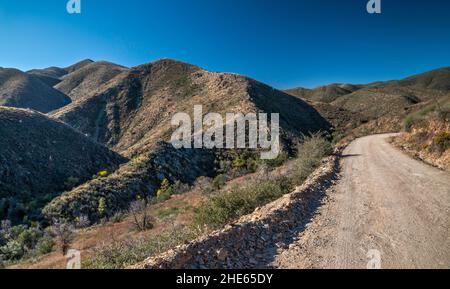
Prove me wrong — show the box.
[1,0,449,88]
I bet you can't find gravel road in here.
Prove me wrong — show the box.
[272,134,450,269]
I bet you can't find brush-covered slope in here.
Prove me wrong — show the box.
[0,68,71,113]
[55,61,128,101]
[323,68,450,122]
[0,107,127,223]
[286,83,364,103]
[52,59,330,157]
[27,67,67,86]
[394,67,450,91]
[44,59,330,222]
[27,59,95,87]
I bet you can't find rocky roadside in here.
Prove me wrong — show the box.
[391,134,450,172]
[131,148,343,269]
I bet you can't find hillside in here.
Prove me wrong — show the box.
[286,68,450,133]
[44,59,331,222]
[331,68,450,119]
[52,59,330,157]
[393,95,450,171]
[394,67,450,91]
[0,68,71,113]
[54,61,128,101]
[0,107,127,223]
[285,83,364,103]
[27,59,95,87]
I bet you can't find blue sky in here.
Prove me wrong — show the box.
[0,0,449,88]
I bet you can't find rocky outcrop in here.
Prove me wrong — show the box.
[132,150,342,269]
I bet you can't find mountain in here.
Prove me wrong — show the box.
[27,67,67,86]
[285,83,364,103]
[0,107,127,223]
[54,61,128,101]
[287,68,450,128]
[394,67,450,91]
[44,59,331,222]
[64,59,95,74]
[51,59,330,157]
[27,59,95,87]
[0,68,71,113]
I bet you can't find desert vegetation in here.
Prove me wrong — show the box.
[393,97,450,171]
[81,135,332,269]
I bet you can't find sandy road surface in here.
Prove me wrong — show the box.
[272,134,450,269]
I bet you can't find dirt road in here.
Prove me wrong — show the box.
[272,134,450,269]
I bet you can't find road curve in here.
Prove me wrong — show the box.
[273,134,450,269]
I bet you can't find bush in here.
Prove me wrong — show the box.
[98,171,109,178]
[194,135,332,229]
[168,181,191,196]
[35,235,54,255]
[263,151,289,168]
[75,215,90,228]
[97,197,107,217]
[434,131,450,153]
[404,115,417,132]
[195,176,214,195]
[0,240,23,260]
[0,221,53,262]
[293,135,333,183]
[129,199,154,232]
[194,176,293,228]
[84,226,197,269]
[51,222,75,255]
[156,179,172,202]
[212,174,228,190]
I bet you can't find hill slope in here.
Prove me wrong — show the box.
[0,107,127,223]
[54,61,128,101]
[286,83,364,103]
[52,59,330,157]
[44,59,331,222]
[27,59,95,87]
[0,68,71,113]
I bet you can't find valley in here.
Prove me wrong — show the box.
[0,58,449,269]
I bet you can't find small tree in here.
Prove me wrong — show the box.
[75,215,90,228]
[156,179,171,201]
[129,199,154,232]
[195,176,213,195]
[98,197,106,217]
[51,221,75,255]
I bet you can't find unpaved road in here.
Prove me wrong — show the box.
[272,134,450,269]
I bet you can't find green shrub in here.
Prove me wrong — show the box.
[156,179,172,202]
[194,176,293,228]
[35,236,54,255]
[212,174,228,190]
[97,197,107,217]
[84,226,197,269]
[0,240,23,260]
[262,151,289,168]
[293,135,333,183]
[434,131,450,153]
[404,116,416,132]
[194,135,332,229]
[195,176,214,195]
